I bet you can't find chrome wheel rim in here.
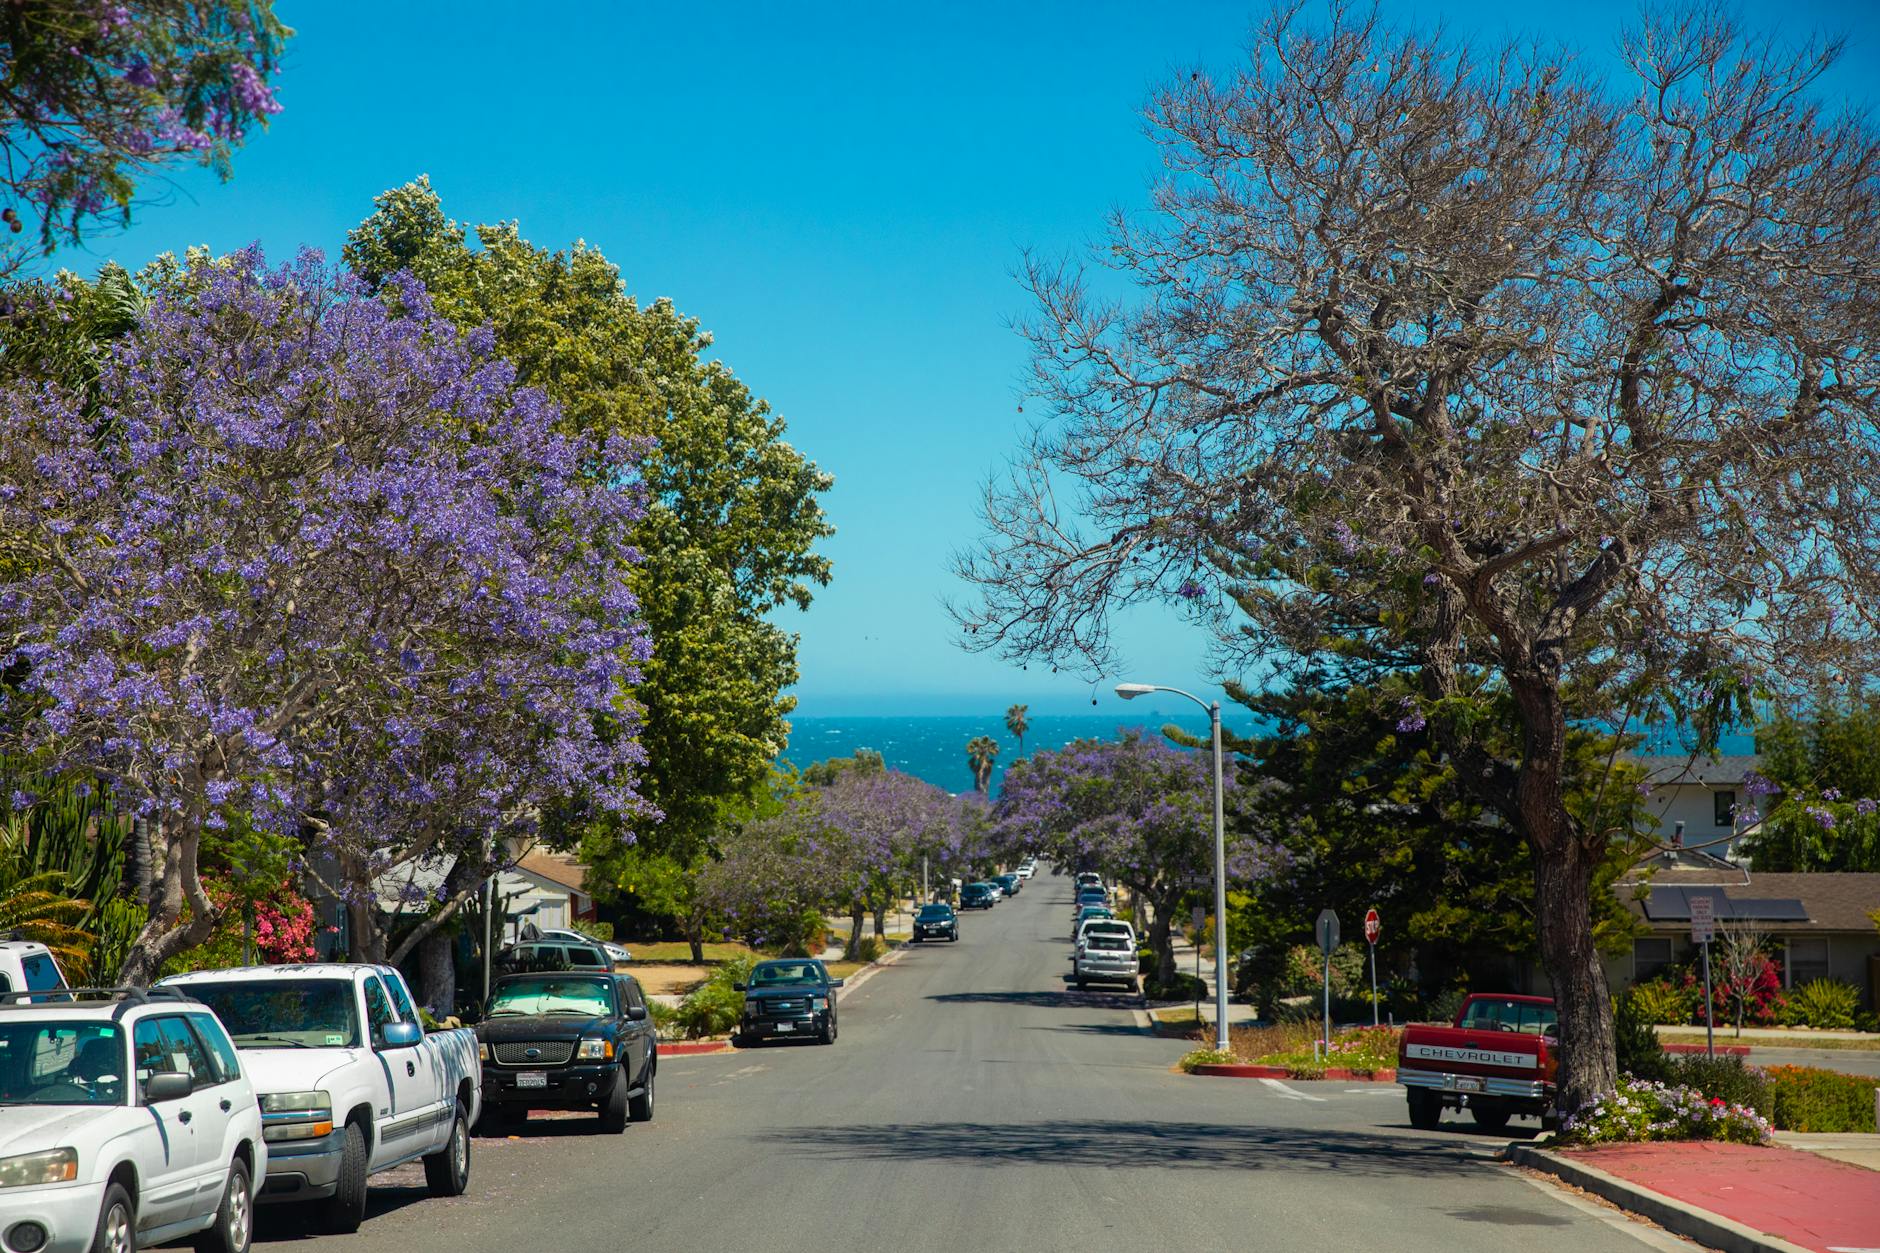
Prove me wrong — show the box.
[104,1200,132,1253]
[452,1117,467,1182]
[228,1170,251,1248]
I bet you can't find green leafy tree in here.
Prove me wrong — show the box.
[1740,698,1880,871]
[345,179,833,931]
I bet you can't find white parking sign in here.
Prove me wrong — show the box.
[1690,894,1715,944]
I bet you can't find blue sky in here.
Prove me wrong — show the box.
[74,0,1880,717]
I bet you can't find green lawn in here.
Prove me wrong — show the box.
[1658,1029,1880,1051]
[626,941,761,965]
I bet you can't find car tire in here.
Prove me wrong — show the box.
[193,1156,253,1253]
[1406,1088,1443,1131]
[1075,978,1087,990]
[629,1063,655,1122]
[1469,1101,1512,1134]
[599,1070,629,1133]
[322,1121,369,1234]
[819,1015,836,1045]
[423,1101,471,1196]
[91,1180,135,1253]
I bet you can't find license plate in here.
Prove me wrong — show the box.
[516,1072,548,1089]
[1450,1076,1483,1093]
[774,1022,794,1033]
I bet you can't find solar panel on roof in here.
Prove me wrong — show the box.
[1640,887,1809,922]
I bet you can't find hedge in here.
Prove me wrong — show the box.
[1763,1064,1878,1133]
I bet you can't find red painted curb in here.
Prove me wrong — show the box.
[1660,1042,1750,1056]
[1187,1064,1396,1082]
[660,1040,733,1055]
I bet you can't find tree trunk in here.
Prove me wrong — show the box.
[417,927,456,1018]
[683,915,705,963]
[871,900,887,940]
[1145,896,1176,987]
[116,818,218,986]
[846,899,865,958]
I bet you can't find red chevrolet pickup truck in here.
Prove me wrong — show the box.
[1396,993,1558,1132]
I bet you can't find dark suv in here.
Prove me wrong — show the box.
[959,882,996,910]
[911,903,958,942]
[734,959,844,1046]
[475,970,657,1133]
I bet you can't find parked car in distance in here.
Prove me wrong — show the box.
[0,986,263,1253]
[1075,872,1103,892]
[0,938,68,1001]
[475,971,655,1133]
[1072,929,1139,991]
[911,903,959,942]
[1075,918,1135,950]
[1072,905,1114,938]
[959,883,997,910]
[984,881,1006,901]
[1072,888,1108,917]
[1397,993,1559,1132]
[734,960,844,1046]
[994,872,1021,896]
[1015,862,1036,879]
[533,929,632,966]
[161,964,481,1232]
[495,938,613,976]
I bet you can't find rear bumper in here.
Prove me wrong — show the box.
[481,1061,621,1108]
[1397,1065,1551,1103]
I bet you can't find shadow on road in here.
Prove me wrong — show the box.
[927,990,1139,1011]
[755,1118,1498,1175]
[254,1189,431,1242]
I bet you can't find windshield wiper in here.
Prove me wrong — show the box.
[234,1035,316,1048]
[547,1008,600,1015]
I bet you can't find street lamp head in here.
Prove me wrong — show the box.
[1114,683,1156,701]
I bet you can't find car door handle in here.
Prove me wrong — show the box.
[219,1099,232,1112]
[405,1060,416,1077]
[178,1109,192,1124]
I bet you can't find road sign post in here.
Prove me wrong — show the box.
[1317,909,1340,1055]
[1690,894,1716,1059]
[1363,908,1381,1028]
[1192,905,1205,1023]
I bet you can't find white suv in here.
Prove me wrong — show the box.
[0,988,265,1253]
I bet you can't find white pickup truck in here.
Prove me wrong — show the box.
[161,963,480,1233]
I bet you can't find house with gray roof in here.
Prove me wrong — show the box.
[1632,753,1773,861]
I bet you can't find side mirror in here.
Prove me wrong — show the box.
[732,982,746,992]
[144,1072,193,1103]
[829,979,845,988]
[381,1021,422,1049]
[625,1004,648,1022]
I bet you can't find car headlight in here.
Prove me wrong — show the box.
[260,1091,335,1142]
[478,1042,490,1060]
[0,1148,76,1189]
[809,997,828,1010]
[576,1038,614,1060]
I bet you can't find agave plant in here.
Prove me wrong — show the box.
[0,870,94,979]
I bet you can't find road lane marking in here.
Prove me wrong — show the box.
[1258,1077,1327,1102]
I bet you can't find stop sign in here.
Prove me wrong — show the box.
[1363,907,1381,945]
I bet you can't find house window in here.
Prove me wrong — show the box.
[1714,790,1736,827]
[1634,937,1675,981]
[1784,937,1831,987]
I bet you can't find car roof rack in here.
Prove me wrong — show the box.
[0,986,200,1019]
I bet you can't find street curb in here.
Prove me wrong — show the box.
[1188,1064,1396,1082]
[835,941,909,1003]
[660,1040,733,1056]
[1662,1042,1750,1056]
[1504,1143,1816,1253]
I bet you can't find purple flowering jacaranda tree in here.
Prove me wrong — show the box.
[0,248,651,983]
[814,767,952,953]
[994,731,1273,985]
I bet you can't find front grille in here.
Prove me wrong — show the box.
[760,1000,807,1015]
[492,1040,575,1066]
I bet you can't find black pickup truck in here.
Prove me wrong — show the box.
[474,970,657,1133]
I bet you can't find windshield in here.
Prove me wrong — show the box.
[0,1021,125,1105]
[917,906,952,919]
[489,976,613,1017]
[749,962,824,988]
[182,980,361,1048]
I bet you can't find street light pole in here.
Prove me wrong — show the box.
[1116,681,1232,1053]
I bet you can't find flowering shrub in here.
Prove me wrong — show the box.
[1248,1025,1402,1078]
[1627,978,1699,1026]
[1560,1078,1770,1145]
[1680,951,1787,1027]
[1178,1048,1236,1072]
[1764,1065,1878,1133]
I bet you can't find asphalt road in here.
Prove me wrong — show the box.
[246,873,1684,1253]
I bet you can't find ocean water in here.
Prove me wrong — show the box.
[778,712,1222,795]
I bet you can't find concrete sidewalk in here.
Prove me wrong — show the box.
[1512,1139,1880,1253]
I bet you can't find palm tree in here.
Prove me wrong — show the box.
[965,736,1000,795]
[1005,704,1030,757]
[0,871,93,978]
